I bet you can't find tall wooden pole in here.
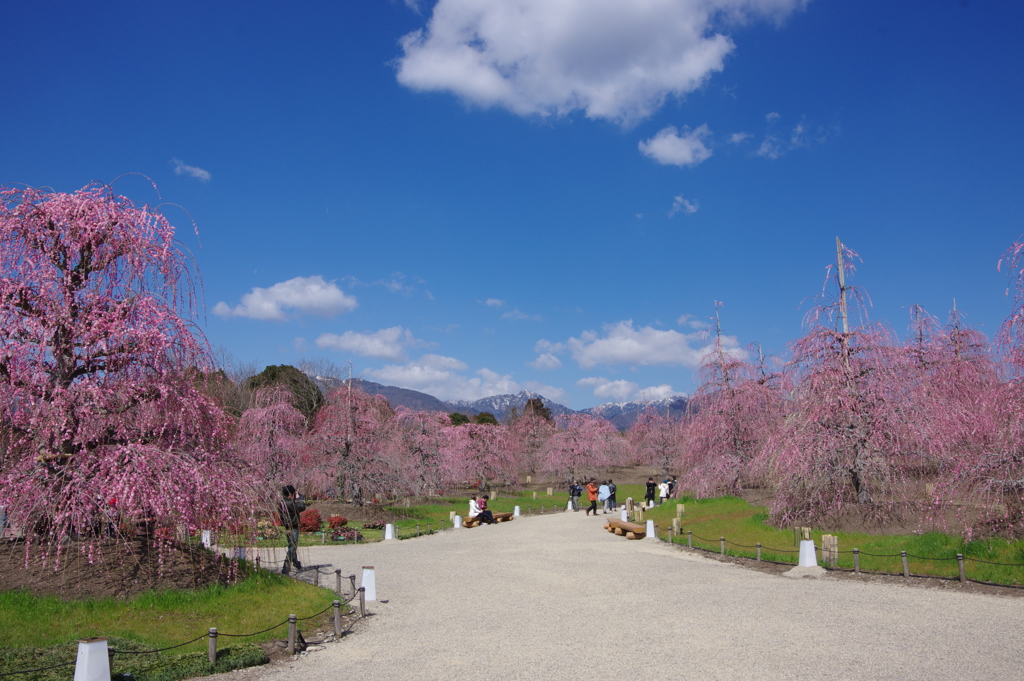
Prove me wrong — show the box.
[836,236,850,335]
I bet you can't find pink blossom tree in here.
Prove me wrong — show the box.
[757,239,918,526]
[540,413,622,483]
[231,385,309,489]
[0,182,260,549]
[627,407,683,477]
[443,421,517,492]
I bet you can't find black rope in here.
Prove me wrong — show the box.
[0,661,75,677]
[111,634,208,654]
[965,556,1024,567]
[296,603,336,621]
[218,620,289,638]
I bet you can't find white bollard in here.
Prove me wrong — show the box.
[513,505,521,517]
[647,500,654,509]
[454,515,463,529]
[74,637,110,681]
[361,565,377,602]
[798,539,818,567]
[646,519,656,540]
[620,509,628,522]
[201,530,212,548]
[384,523,395,540]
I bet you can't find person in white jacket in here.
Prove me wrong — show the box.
[658,480,670,505]
[468,496,481,518]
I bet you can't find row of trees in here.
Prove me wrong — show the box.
[5,183,1024,549]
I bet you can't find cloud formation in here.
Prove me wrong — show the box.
[315,326,419,361]
[365,354,563,402]
[484,298,505,307]
[639,125,713,167]
[529,353,562,370]
[171,158,211,182]
[669,196,699,217]
[578,377,685,402]
[566,320,741,369]
[502,308,541,321]
[213,276,357,321]
[396,0,807,125]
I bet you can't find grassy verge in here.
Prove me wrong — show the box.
[623,488,1024,586]
[0,570,339,681]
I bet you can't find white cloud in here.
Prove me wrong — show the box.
[578,377,639,401]
[315,326,420,361]
[502,308,541,321]
[523,381,567,402]
[485,298,505,307]
[213,276,357,321]
[566,319,743,368]
[396,0,807,125]
[365,355,530,401]
[171,158,211,182]
[534,339,566,354]
[765,111,781,122]
[635,384,686,401]
[756,114,827,159]
[529,353,563,370]
[676,314,708,330]
[729,132,751,144]
[669,196,699,217]
[639,125,713,167]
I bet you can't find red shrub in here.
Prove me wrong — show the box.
[298,508,322,533]
[328,515,347,529]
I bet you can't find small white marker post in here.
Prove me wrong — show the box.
[647,500,654,509]
[74,638,109,681]
[513,505,521,517]
[384,523,395,540]
[645,519,656,540]
[361,566,376,602]
[798,540,818,567]
[620,509,628,522]
[453,515,463,529]
[201,530,212,548]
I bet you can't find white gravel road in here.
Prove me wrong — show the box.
[230,511,1024,680]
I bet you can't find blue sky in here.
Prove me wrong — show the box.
[3,1,1023,408]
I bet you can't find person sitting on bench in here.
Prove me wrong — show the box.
[476,495,496,524]
[468,495,481,519]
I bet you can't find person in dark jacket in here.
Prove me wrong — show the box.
[645,478,656,507]
[280,485,305,574]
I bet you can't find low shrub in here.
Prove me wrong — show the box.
[328,515,347,529]
[361,520,385,530]
[331,528,363,542]
[298,509,321,533]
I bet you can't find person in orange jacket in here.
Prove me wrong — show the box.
[584,479,599,516]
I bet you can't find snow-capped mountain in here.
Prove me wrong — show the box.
[444,390,575,420]
[579,396,688,430]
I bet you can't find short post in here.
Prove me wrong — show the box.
[547,487,553,496]
[646,519,656,540]
[676,504,684,518]
[541,504,545,514]
[901,551,909,578]
[672,518,680,535]
[449,511,456,522]
[335,569,342,593]
[313,569,320,587]
[620,509,628,522]
[756,543,761,561]
[958,554,965,583]
[358,586,367,617]
[201,530,212,548]
[798,539,818,567]
[532,491,537,500]
[74,637,110,681]
[287,615,297,655]
[255,555,261,571]
[513,505,521,517]
[349,573,357,595]
[361,566,376,601]
[853,548,860,573]
[687,530,692,548]
[208,628,217,666]
[720,537,725,556]
[427,521,431,534]
[333,600,342,637]
[526,475,532,483]
[454,515,463,529]
[416,522,421,536]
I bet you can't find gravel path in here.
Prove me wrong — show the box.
[232,512,1024,680]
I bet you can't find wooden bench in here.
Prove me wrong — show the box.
[463,512,514,528]
[604,520,646,540]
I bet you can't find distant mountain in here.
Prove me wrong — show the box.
[580,396,688,430]
[308,376,452,414]
[445,390,576,421]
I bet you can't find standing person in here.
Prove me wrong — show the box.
[645,478,656,507]
[669,476,678,498]
[598,481,611,514]
[659,479,670,505]
[608,479,618,512]
[585,479,599,516]
[279,485,305,575]
[568,481,582,512]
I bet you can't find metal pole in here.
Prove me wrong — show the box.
[313,569,319,587]
[417,522,420,536]
[335,569,342,594]
[358,587,367,617]
[427,522,431,534]
[287,615,297,655]
[333,600,342,637]
[958,553,965,583]
[720,537,725,556]
[756,543,761,562]
[349,574,357,596]
[901,551,909,579]
[208,628,217,666]
[687,530,692,548]
[853,548,859,573]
